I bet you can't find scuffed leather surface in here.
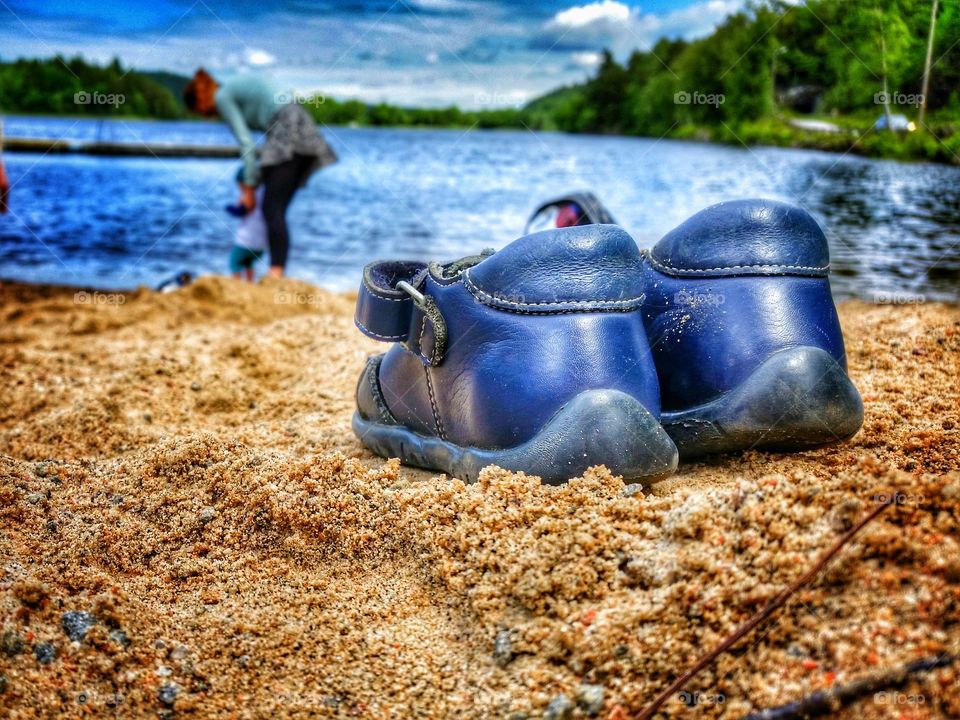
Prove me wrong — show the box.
[370,226,662,451]
[642,263,847,411]
[651,199,830,276]
[378,273,660,450]
[466,224,646,308]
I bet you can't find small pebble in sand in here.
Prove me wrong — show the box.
[0,675,7,694]
[493,629,514,668]
[158,683,179,706]
[622,483,644,498]
[143,412,153,423]
[109,629,131,648]
[156,665,172,678]
[13,580,49,608]
[61,611,96,642]
[2,630,25,656]
[544,694,573,720]
[34,642,57,664]
[190,382,202,392]
[199,507,217,524]
[25,492,43,504]
[170,644,189,661]
[576,684,604,715]
[34,462,48,477]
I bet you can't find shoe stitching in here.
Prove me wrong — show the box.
[424,365,446,440]
[355,317,406,341]
[645,251,829,275]
[461,270,645,313]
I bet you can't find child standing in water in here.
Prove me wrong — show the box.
[228,180,268,282]
[0,115,9,214]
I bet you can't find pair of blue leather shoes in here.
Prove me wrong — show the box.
[352,199,864,485]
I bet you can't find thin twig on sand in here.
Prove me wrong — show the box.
[741,653,958,719]
[636,494,898,720]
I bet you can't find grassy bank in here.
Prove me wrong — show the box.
[672,113,960,164]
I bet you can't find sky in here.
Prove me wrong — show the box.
[0,0,747,108]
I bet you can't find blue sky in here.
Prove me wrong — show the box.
[0,0,746,107]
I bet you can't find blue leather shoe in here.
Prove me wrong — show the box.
[640,199,863,458]
[352,224,679,484]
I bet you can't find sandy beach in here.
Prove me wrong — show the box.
[0,276,958,719]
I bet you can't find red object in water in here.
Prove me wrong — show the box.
[0,162,7,214]
[555,203,582,228]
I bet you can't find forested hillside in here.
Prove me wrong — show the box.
[523,0,960,161]
[0,57,182,118]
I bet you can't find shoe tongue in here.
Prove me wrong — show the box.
[465,224,645,304]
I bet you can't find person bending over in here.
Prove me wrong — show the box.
[183,69,337,277]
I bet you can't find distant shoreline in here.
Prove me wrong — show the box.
[4,112,958,167]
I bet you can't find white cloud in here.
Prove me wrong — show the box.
[551,0,632,30]
[541,0,743,58]
[571,50,603,68]
[655,0,744,41]
[244,48,277,67]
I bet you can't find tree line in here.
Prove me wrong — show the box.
[529,0,960,132]
[0,56,182,118]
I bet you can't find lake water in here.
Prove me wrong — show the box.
[2,116,958,301]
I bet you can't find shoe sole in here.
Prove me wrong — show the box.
[353,388,679,485]
[661,346,864,458]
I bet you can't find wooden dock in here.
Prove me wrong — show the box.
[3,137,240,158]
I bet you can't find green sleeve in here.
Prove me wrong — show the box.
[215,88,258,186]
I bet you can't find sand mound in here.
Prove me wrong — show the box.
[1,277,958,718]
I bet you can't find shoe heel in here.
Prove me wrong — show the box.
[355,389,678,485]
[662,346,863,458]
[456,389,678,485]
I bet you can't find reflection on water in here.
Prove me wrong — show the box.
[1,117,958,301]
